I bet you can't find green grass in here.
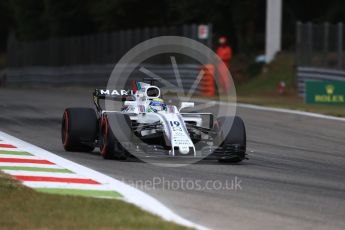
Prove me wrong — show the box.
[0,173,189,230]
[237,52,296,96]
[236,52,345,117]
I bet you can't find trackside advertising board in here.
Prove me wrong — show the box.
[305,81,345,104]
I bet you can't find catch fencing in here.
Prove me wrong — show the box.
[5,24,213,90]
[296,22,345,95]
[6,64,203,94]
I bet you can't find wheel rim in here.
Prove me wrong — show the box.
[62,111,69,147]
[100,117,108,155]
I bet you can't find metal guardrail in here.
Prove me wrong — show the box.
[5,64,204,93]
[4,24,214,94]
[297,67,345,96]
[6,65,113,86]
[296,22,345,97]
[7,24,212,67]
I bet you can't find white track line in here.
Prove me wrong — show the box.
[190,97,345,122]
[237,103,345,122]
[0,131,208,230]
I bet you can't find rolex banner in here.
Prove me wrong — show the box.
[305,81,345,104]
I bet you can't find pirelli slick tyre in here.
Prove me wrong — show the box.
[61,108,97,152]
[215,116,246,163]
[100,114,129,160]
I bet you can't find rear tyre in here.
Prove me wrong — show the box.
[61,108,97,152]
[100,115,128,160]
[215,116,246,163]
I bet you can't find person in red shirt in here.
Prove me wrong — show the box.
[216,36,233,94]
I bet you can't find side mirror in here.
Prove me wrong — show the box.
[179,102,194,112]
[145,86,161,99]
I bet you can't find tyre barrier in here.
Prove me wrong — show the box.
[200,64,216,97]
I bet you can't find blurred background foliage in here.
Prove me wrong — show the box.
[1,0,345,54]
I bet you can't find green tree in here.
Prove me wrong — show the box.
[10,0,48,40]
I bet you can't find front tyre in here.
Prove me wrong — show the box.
[215,116,246,163]
[100,115,127,160]
[61,108,97,152]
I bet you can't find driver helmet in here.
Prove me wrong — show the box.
[149,98,166,112]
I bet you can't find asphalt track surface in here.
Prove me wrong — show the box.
[1,87,345,230]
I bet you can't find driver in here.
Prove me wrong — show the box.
[148,98,166,112]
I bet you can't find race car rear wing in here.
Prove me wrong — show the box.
[93,89,134,112]
[93,89,134,99]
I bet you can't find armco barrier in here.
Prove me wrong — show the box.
[297,67,345,96]
[5,64,207,94]
[7,24,213,68]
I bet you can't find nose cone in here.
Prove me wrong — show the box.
[179,146,190,154]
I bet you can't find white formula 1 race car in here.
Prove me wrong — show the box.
[61,81,247,163]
